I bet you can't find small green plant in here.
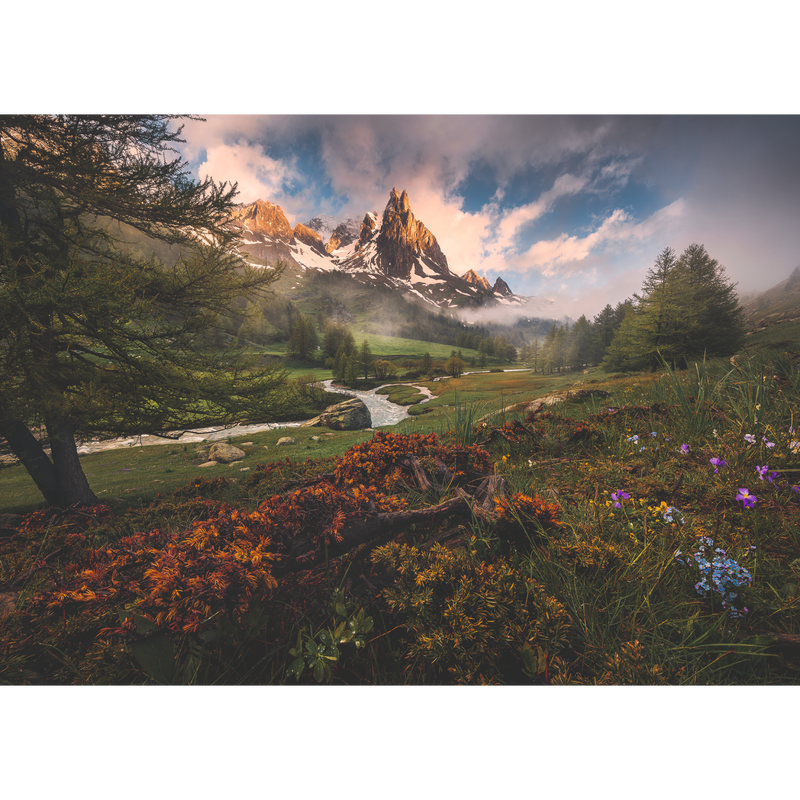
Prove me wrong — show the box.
[438,391,485,447]
[652,354,733,437]
[286,589,374,683]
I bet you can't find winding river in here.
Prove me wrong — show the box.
[74,381,434,455]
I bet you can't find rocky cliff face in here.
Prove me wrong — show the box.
[325,218,361,254]
[493,277,513,296]
[229,199,294,242]
[227,199,297,262]
[293,222,327,255]
[357,212,379,250]
[375,188,449,280]
[462,269,492,292]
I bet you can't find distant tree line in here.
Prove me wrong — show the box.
[519,244,745,374]
[519,303,630,373]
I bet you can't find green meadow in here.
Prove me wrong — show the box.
[2,321,800,685]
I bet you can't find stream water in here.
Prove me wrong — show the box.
[74,380,434,455]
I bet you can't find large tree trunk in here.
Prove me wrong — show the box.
[44,412,98,506]
[1,411,98,508]
[0,415,67,507]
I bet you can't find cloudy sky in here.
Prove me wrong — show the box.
[176,115,800,319]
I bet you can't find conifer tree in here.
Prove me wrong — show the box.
[287,315,319,361]
[676,243,745,358]
[0,115,286,506]
[566,315,594,369]
[359,340,374,380]
[345,354,359,385]
[322,322,348,360]
[591,304,618,362]
[528,339,540,372]
[602,244,745,371]
[540,324,557,373]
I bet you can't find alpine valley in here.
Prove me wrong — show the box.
[227,187,536,313]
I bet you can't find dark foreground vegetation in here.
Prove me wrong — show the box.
[2,351,799,684]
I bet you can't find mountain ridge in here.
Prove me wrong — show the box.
[226,189,533,313]
[743,265,800,331]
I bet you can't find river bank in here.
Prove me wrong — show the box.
[68,380,432,456]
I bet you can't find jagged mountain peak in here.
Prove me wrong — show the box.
[304,214,342,241]
[372,188,449,280]
[229,199,293,241]
[493,277,513,296]
[462,269,492,291]
[227,189,526,312]
[387,186,411,213]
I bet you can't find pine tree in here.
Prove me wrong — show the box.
[333,334,356,383]
[359,340,374,380]
[287,315,319,361]
[676,243,745,358]
[602,245,745,371]
[591,305,617,359]
[322,322,348,360]
[566,315,594,369]
[528,339,540,373]
[345,354,359,386]
[601,304,646,371]
[0,115,286,507]
[540,324,557,373]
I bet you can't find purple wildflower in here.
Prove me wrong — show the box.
[736,488,757,508]
[611,490,630,509]
[710,457,727,474]
[680,444,690,454]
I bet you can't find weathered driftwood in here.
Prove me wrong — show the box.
[274,495,470,573]
[398,456,433,492]
[273,467,508,574]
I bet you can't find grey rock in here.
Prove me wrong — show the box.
[208,443,246,463]
[198,460,218,468]
[299,398,372,431]
[276,437,296,446]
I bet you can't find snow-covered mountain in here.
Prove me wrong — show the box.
[226,190,530,311]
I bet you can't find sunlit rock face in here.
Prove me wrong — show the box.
[229,199,294,242]
[375,188,450,280]
[227,199,297,262]
[462,269,492,292]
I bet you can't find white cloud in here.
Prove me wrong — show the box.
[514,199,686,277]
[197,139,295,203]
[495,173,589,244]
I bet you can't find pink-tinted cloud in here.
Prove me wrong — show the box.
[514,199,686,277]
